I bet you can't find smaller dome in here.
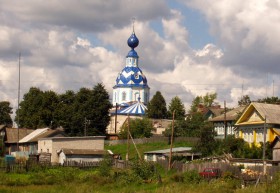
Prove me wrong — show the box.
[127,49,139,58]
[127,32,139,49]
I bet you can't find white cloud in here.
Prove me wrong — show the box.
[1,0,279,120]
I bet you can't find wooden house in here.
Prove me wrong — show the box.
[209,106,246,138]
[4,128,34,154]
[235,103,280,146]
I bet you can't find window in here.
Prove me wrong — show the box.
[122,92,126,101]
[134,73,139,79]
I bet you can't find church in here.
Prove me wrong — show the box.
[107,27,150,135]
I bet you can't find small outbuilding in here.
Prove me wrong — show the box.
[144,147,200,162]
[57,148,108,165]
[38,136,106,164]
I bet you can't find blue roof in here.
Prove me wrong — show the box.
[117,101,147,115]
[127,49,139,58]
[127,32,139,49]
[114,66,148,87]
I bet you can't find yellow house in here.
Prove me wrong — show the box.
[235,102,280,146]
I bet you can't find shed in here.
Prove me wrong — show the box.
[57,148,108,165]
[144,147,200,162]
[38,136,106,164]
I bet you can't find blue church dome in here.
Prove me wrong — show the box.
[127,32,139,49]
[114,66,148,88]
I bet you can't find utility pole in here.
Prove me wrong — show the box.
[126,114,130,161]
[224,100,227,139]
[263,116,267,175]
[17,52,21,152]
[114,103,118,134]
[168,110,175,171]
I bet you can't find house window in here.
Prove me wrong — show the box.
[122,92,126,101]
[47,149,49,153]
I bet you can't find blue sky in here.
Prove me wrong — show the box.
[1,0,280,117]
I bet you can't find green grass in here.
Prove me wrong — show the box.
[105,141,194,159]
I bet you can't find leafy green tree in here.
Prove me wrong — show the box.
[0,101,13,127]
[146,91,167,119]
[118,118,154,139]
[61,83,112,136]
[15,87,58,129]
[53,90,76,133]
[257,96,280,104]
[189,92,218,113]
[193,120,216,156]
[168,96,186,120]
[238,95,251,106]
[89,83,112,135]
[163,112,205,137]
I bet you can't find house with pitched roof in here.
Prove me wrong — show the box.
[235,103,280,146]
[19,128,65,155]
[210,106,246,138]
[4,128,34,154]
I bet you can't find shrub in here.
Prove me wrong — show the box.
[98,156,112,177]
[131,160,156,181]
[183,170,202,184]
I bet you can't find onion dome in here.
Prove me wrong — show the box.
[127,32,139,49]
[114,67,148,88]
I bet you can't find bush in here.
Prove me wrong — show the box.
[131,160,156,181]
[183,170,202,184]
[98,157,112,177]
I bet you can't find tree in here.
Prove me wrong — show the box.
[59,84,112,136]
[146,91,167,119]
[88,83,112,135]
[0,101,13,127]
[257,96,280,104]
[15,87,58,129]
[168,96,186,120]
[163,112,206,138]
[16,83,112,135]
[189,92,218,113]
[238,95,251,106]
[193,120,217,156]
[118,118,154,139]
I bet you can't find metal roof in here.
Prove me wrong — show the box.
[19,128,49,143]
[59,149,107,155]
[117,101,147,115]
[144,147,192,154]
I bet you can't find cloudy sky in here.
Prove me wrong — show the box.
[1,0,280,115]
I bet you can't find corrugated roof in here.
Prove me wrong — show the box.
[5,128,34,143]
[59,149,107,155]
[19,128,49,143]
[144,147,192,154]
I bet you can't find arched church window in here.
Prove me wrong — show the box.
[122,92,126,101]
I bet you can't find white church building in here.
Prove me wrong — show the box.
[107,28,150,135]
